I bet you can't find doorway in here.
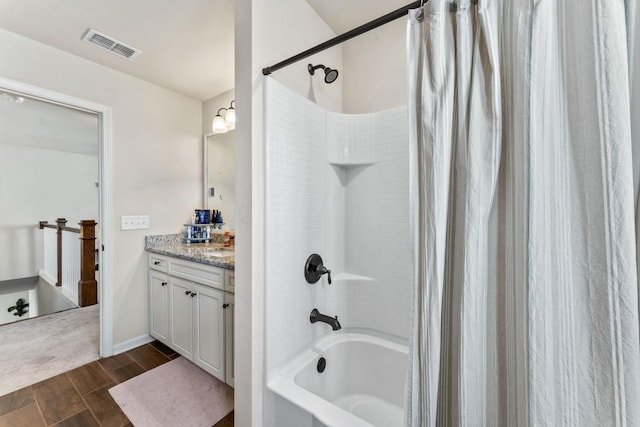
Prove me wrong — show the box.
[0,91,97,325]
[0,76,113,357]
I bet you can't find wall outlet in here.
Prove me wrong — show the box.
[120,215,149,230]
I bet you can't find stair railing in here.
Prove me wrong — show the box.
[39,218,97,307]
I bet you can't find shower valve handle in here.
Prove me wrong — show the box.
[320,266,332,285]
[304,254,332,285]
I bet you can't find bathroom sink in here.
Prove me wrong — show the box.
[201,248,234,258]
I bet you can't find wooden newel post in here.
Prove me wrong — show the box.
[55,218,67,287]
[78,220,98,307]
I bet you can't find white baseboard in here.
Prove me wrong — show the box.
[113,334,154,355]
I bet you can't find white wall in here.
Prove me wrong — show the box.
[236,0,343,425]
[0,143,98,281]
[0,27,202,347]
[264,78,330,373]
[342,18,407,113]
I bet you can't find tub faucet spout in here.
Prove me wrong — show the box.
[310,308,341,331]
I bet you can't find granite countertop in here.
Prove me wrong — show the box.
[145,234,235,270]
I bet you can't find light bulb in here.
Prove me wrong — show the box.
[212,115,228,133]
[224,108,236,126]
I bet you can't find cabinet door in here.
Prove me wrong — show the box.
[193,284,225,381]
[170,276,193,358]
[224,292,234,387]
[149,270,169,344]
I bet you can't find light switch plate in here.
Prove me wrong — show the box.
[121,215,149,230]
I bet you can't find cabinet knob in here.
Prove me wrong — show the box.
[154,261,160,265]
[223,303,229,309]
[161,282,167,286]
[185,290,190,295]
[190,292,197,298]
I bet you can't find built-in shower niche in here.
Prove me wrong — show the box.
[327,161,376,284]
[328,160,374,167]
[325,107,410,298]
[328,163,372,194]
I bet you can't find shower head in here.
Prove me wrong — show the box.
[308,63,339,84]
[324,67,339,84]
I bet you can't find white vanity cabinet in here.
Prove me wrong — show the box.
[147,253,234,385]
[169,275,195,359]
[148,254,170,346]
[193,283,225,380]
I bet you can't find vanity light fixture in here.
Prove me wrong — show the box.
[224,100,236,129]
[212,108,228,133]
[211,100,236,134]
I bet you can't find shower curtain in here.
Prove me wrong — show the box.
[407,0,640,425]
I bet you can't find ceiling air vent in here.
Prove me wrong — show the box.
[81,28,142,60]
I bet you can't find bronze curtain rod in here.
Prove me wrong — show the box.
[262,1,422,76]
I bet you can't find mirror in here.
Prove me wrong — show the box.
[204,131,235,230]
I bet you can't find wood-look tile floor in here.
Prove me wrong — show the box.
[0,341,234,427]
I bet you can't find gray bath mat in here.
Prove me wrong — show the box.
[109,356,233,427]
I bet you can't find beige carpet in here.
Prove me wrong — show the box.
[109,357,233,427]
[0,304,99,396]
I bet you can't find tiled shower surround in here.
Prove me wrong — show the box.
[265,78,410,373]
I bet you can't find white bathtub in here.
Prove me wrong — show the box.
[268,331,408,427]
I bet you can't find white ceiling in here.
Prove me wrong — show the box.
[0,0,411,155]
[0,0,411,102]
[306,0,412,34]
[0,0,234,102]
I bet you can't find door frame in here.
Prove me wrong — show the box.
[0,76,114,357]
